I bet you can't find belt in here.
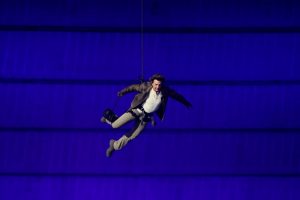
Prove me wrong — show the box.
[137,106,150,115]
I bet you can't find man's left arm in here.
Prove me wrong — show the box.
[166,87,192,108]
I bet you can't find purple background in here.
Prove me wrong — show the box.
[1,0,300,199]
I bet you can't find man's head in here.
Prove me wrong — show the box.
[150,74,165,93]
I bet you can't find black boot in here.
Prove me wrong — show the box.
[106,139,115,157]
[101,108,118,124]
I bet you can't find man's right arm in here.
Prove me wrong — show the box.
[117,83,142,96]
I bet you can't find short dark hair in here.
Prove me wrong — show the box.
[150,73,165,83]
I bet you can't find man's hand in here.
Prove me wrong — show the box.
[117,91,123,97]
[186,102,192,109]
[151,117,156,127]
[151,120,156,127]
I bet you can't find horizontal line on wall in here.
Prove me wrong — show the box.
[1,127,299,134]
[1,78,300,86]
[1,25,300,33]
[0,172,300,178]
[0,78,136,86]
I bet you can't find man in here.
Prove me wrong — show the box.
[101,73,192,157]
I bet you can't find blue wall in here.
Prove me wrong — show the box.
[1,0,300,199]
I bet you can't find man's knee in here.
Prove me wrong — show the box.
[111,123,120,129]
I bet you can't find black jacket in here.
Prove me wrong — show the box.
[118,82,192,120]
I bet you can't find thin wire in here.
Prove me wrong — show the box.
[140,0,144,81]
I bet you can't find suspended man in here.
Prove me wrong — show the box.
[101,73,192,157]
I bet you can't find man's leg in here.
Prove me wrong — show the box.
[105,109,141,157]
[111,112,135,128]
[102,111,135,127]
[106,120,147,157]
[113,120,147,150]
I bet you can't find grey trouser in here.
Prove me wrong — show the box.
[111,109,148,150]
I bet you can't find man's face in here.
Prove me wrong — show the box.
[151,79,162,93]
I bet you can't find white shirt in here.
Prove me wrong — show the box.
[142,89,162,113]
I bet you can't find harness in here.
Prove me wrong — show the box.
[128,106,153,123]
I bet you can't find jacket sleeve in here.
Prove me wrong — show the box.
[166,87,192,108]
[118,83,147,96]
